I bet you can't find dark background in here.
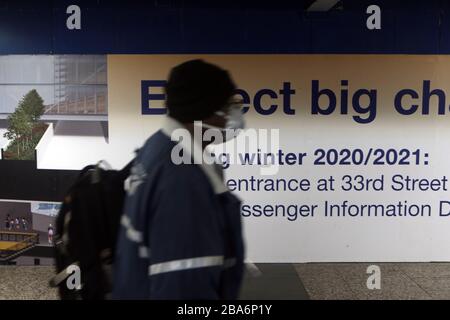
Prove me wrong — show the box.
[0,0,447,54]
[0,160,77,202]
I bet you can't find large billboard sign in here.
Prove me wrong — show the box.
[103,55,450,262]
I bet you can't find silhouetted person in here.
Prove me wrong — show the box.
[113,60,245,299]
[22,217,28,231]
[5,214,10,230]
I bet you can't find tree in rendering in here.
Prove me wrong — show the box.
[3,89,46,160]
[19,89,45,122]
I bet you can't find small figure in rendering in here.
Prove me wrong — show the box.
[22,217,28,231]
[5,214,10,230]
[48,223,54,244]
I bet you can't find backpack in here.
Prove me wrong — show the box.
[50,160,133,300]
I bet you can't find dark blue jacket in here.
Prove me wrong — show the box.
[112,117,245,299]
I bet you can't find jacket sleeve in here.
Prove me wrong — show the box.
[147,165,225,299]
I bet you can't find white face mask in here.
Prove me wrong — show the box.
[215,107,245,131]
[196,107,246,144]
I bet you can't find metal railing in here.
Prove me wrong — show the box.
[0,231,39,243]
[0,231,39,260]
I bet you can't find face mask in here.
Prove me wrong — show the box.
[197,107,245,144]
[216,107,245,131]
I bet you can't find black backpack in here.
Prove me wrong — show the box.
[50,160,133,300]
